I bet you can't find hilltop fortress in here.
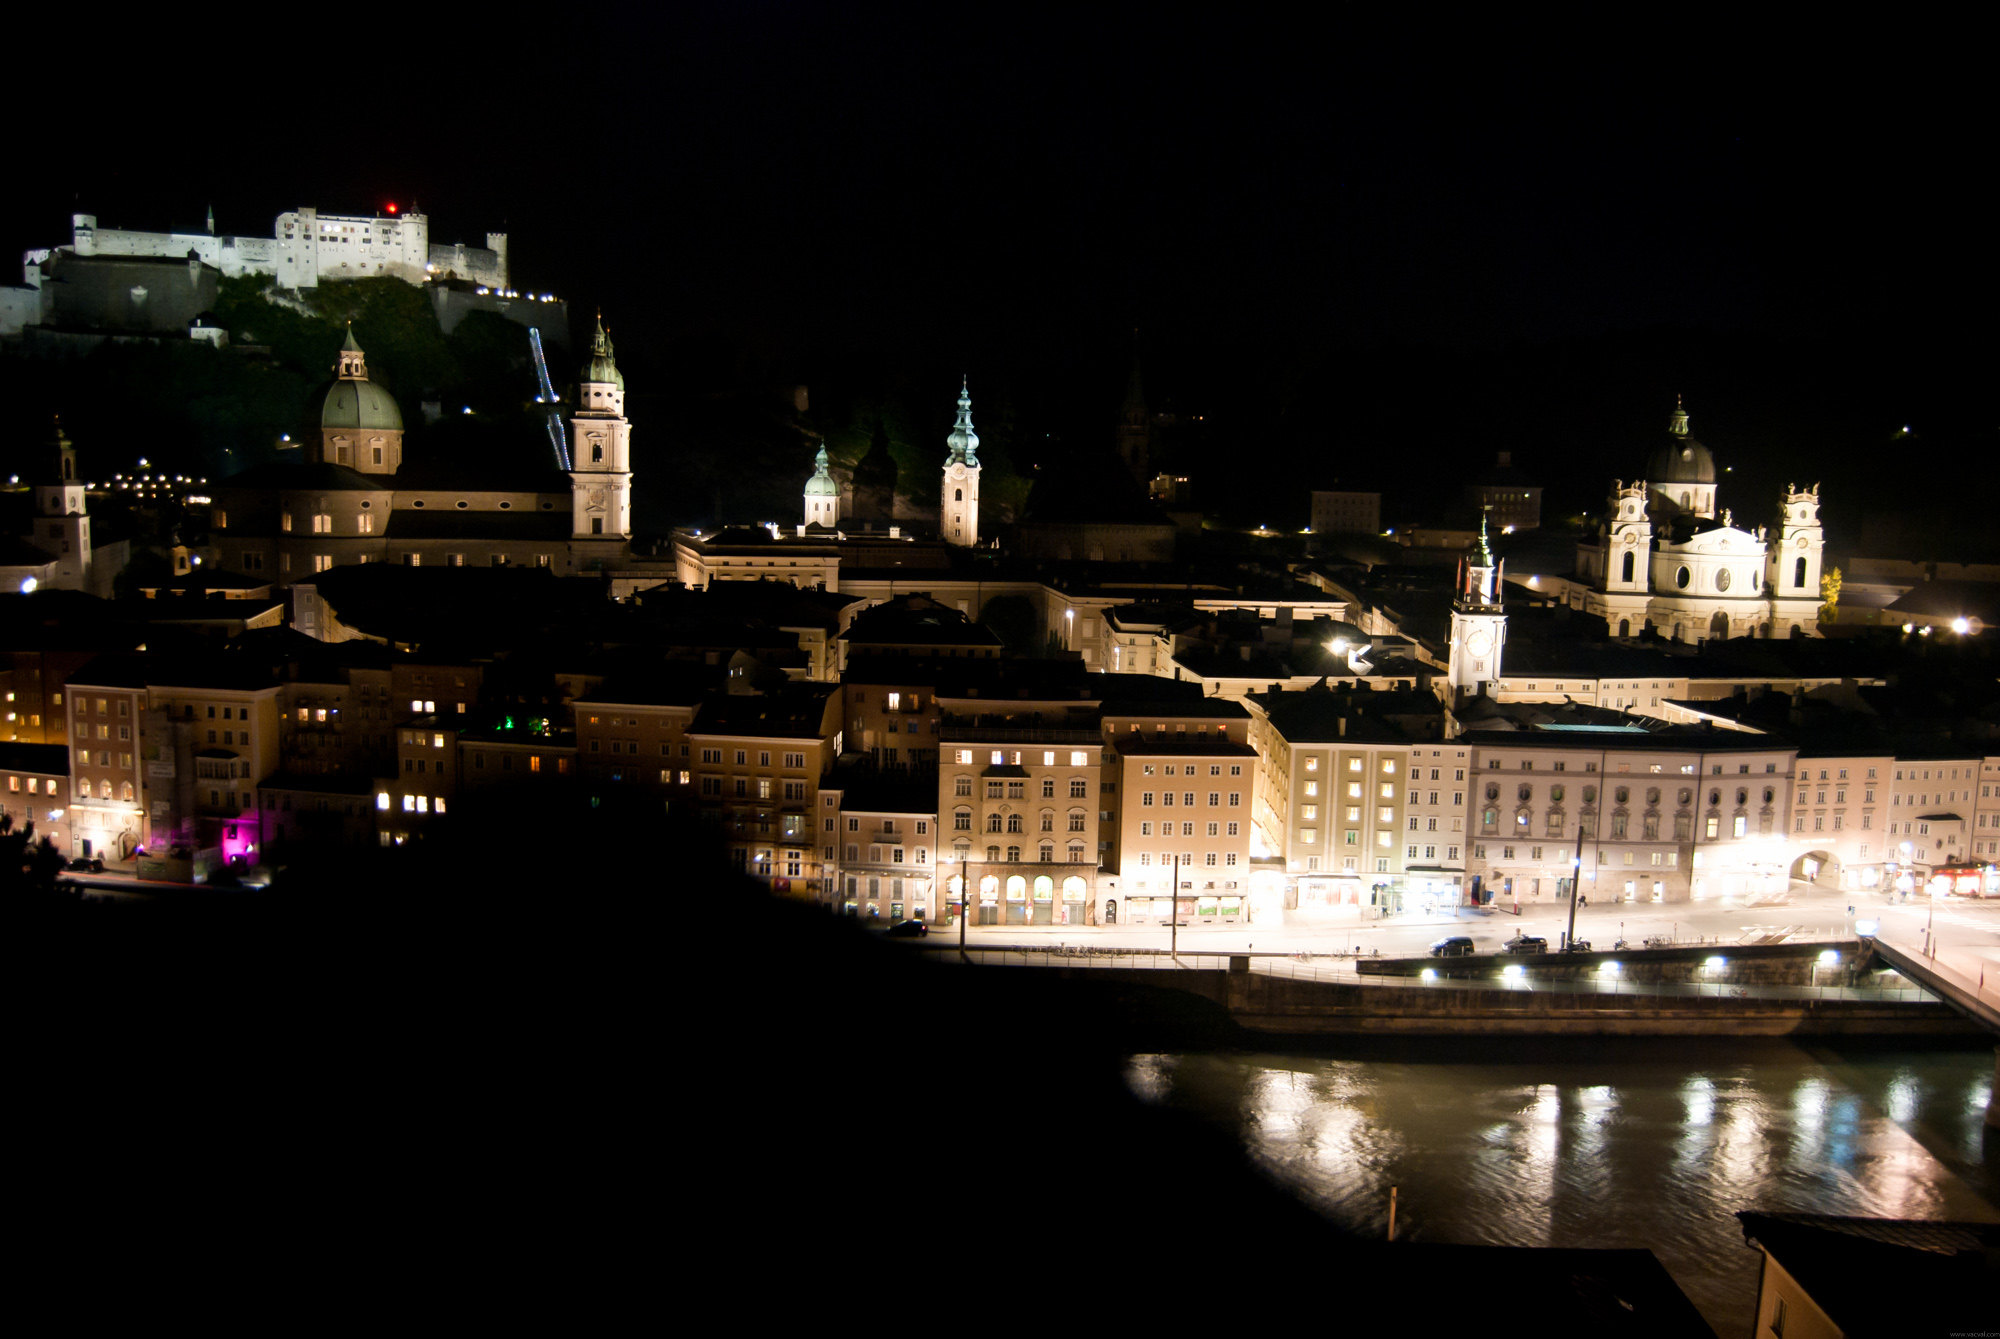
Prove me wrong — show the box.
[47,207,509,290]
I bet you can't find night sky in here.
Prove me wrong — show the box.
[11,11,1991,529]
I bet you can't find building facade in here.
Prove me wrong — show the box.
[1573,404,1826,642]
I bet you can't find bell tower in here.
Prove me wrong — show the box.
[941,377,981,547]
[1766,482,1826,636]
[31,417,92,591]
[1448,518,1506,703]
[569,313,633,547]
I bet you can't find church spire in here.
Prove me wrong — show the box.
[945,376,979,466]
[580,311,623,390]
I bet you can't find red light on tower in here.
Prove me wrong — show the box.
[386,202,399,215]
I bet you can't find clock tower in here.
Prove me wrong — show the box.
[1448,518,1507,704]
[940,377,981,547]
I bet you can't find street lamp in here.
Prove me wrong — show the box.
[1064,609,1074,651]
[1564,854,1583,950]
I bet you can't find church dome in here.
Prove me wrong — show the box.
[805,446,839,496]
[320,377,403,431]
[1645,401,1714,484]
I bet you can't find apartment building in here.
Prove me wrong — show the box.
[1243,686,1452,917]
[937,724,1104,926]
[1,741,72,852]
[573,673,707,791]
[1460,729,1799,907]
[834,772,940,921]
[1880,754,1981,886]
[690,687,842,895]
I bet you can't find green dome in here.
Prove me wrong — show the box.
[580,313,625,391]
[805,446,839,496]
[321,378,404,431]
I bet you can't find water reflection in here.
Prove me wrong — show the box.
[1127,1046,1996,1337]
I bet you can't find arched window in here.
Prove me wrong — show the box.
[1618,619,1631,637]
[1006,874,1026,897]
[1794,556,1807,588]
[100,780,113,799]
[1033,875,1054,898]
[986,813,1001,833]
[954,488,963,502]
[120,781,134,802]
[1064,876,1087,899]
[1068,809,1087,832]
[1039,810,1054,832]
[979,873,999,895]
[1680,491,1690,508]
[1621,551,1635,582]
[1007,813,1022,833]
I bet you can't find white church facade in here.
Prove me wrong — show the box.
[1573,403,1825,642]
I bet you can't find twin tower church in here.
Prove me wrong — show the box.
[800,377,985,546]
[1448,400,1831,701]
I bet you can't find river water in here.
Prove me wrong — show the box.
[1127,1041,1996,1337]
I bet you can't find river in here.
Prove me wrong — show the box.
[1126,1040,1996,1337]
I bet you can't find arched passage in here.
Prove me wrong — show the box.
[1709,611,1730,640]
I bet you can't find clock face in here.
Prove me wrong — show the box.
[1466,629,1492,656]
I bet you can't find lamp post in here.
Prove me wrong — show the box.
[1564,854,1582,950]
[1170,851,1181,958]
[1064,608,1074,651]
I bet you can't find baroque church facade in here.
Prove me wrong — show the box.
[206,320,636,582]
[1572,403,1824,642]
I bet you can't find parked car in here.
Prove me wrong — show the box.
[63,856,105,874]
[1503,934,1548,955]
[884,918,929,938]
[1428,936,1476,957]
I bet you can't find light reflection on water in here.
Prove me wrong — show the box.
[1127,1047,1996,1338]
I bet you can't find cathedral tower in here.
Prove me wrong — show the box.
[804,445,840,528]
[569,314,633,545]
[941,378,981,546]
[1447,518,1507,703]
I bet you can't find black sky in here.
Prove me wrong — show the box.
[9,8,1992,521]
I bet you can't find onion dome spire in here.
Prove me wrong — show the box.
[945,376,980,467]
[805,444,838,497]
[580,310,624,390]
